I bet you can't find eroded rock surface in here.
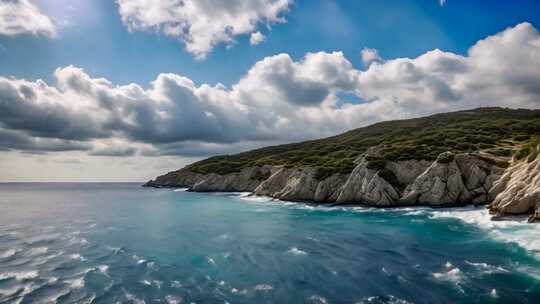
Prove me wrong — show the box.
[490,151,540,215]
[146,151,528,214]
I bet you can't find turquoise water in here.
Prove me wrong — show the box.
[0,183,539,303]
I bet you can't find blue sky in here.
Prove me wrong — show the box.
[1,0,540,181]
[1,0,539,87]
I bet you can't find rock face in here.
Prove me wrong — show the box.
[146,151,538,216]
[490,150,540,216]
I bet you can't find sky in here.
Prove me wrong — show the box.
[0,0,540,182]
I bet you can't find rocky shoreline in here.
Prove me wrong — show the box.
[145,149,540,222]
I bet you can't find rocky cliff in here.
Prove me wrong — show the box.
[489,146,540,221]
[145,150,540,218]
[145,108,540,219]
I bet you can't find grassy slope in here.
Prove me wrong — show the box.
[184,108,540,179]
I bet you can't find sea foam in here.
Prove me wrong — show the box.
[428,208,540,259]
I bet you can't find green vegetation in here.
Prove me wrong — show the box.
[185,108,540,179]
[515,136,540,162]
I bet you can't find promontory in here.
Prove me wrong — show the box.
[145,107,540,221]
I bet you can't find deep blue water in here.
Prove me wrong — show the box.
[0,183,539,304]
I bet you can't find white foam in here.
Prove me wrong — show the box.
[69,253,86,261]
[173,188,189,192]
[465,261,508,275]
[28,247,48,255]
[98,265,109,273]
[308,295,328,304]
[171,280,182,288]
[125,291,146,304]
[429,208,540,259]
[231,287,248,295]
[490,289,498,298]
[356,295,413,304]
[67,277,85,289]
[253,284,273,291]
[48,277,58,284]
[208,258,217,266]
[133,255,146,264]
[0,270,39,281]
[68,237,89,246]
[432,262,465,293]
[403,210,427,216]
[287,247,307,256]
[0,249,18,259]
[239,194,275,203]
[165,295,183,304]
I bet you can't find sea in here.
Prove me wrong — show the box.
[0,183,539,303]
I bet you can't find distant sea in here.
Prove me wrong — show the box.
[0,183,539,303]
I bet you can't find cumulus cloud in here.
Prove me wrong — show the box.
[250,31,265,45]
[0,0,57,37]
[117,0,292,59]
[439,0,447,6]
[360,48,382,66]
[0,128,90,153]
[0,23,539,157]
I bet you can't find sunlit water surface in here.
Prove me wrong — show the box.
[0,183,539,303]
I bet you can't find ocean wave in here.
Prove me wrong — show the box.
[67,236,89,246]
[465,261,508,275]
[308,295,328,304]
[28,247,48,256]
[98,265,109,274]
[429,208,540,259]
[68,253,87,261]
[66,277,85,289]
[287,247,307,256]
[133,255,147,264]
[0,248,19,259]
[238,194,275,203]
[125,291,146,304]
[165,295,183,304]
[356,295,413,304]
[170,280,182,288]
[253,284,273,291]
[231,287,248,295]
[432,262,466,293]
[173,188,189,192]
[0,270,39,281]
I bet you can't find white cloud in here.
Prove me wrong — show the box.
[117,0,292,59]
[0,0,57,37]
[439,0,446,6]
[250,31,265,45]
[360,48,382,66]
[0,22,539,160]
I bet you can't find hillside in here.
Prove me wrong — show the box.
[185,107,540,179]
[146,107,540,219]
